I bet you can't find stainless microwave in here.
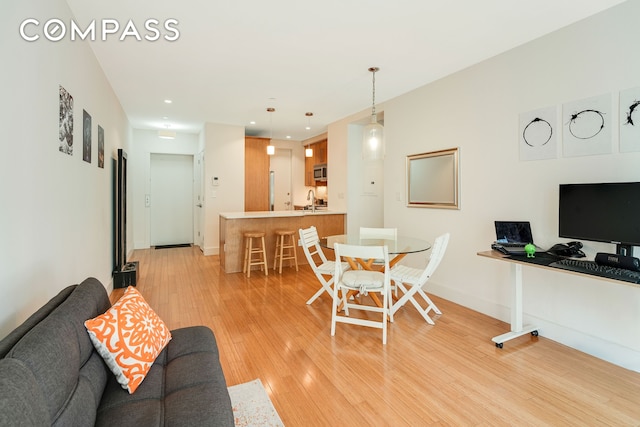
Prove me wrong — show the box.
[313,164,327,181]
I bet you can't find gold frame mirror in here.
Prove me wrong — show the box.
[406,147,459,209]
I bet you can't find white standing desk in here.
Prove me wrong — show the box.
[477,250,540,348]
[479,250,640,347]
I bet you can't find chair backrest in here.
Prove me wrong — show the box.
[299,226,329,269]
[418,232,450,283]
[333,243,390,286]
[359,227,397,240]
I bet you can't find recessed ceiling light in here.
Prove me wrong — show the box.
[164,99,172,104]
[286,136,291,139]
[250,121,256,125]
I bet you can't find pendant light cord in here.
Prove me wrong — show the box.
[267,107,275,138]
[368,66,379,119]
[371,69,376,116]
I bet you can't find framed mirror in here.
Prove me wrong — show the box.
[406,147,459,209]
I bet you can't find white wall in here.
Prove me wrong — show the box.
[4,0,637,374]
[327,111,385,233]
[0,0,130,337]
[130,129,199,249]
[197,128,308,255]
[371,1,639,371]
[201,123,245,255]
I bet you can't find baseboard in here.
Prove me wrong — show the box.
[429,281,640,373]
[430,281,505,321]
[527,315,640,373]
[203,246,219,256]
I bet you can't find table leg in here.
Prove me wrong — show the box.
[388,253,407,269]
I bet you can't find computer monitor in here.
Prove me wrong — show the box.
[558,182,640,256]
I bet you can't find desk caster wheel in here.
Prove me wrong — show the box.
[531,330,538,337]
[495,342,503,349]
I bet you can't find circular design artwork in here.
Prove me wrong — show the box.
[568,109,605,140]
[624,100,640,126]
[522,117,553,147]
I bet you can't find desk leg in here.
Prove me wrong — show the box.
[491,263,538,348]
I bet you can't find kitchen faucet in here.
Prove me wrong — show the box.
[307,189,315,213]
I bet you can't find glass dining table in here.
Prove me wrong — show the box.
[320,233,432,270]
[320,233,431,309]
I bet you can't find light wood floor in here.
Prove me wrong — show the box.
[112,246,640,426]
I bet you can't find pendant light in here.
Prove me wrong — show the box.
[304,112,313,158]
[266,107,275,155]
[362,67,384,160]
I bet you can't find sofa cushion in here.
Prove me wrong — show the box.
[96,326,234,427]
[85,286,172,394]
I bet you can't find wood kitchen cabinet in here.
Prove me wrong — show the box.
[305,153,314,186]
[245,136,270,211]
[315,139,327,164]
[304,139,327,186]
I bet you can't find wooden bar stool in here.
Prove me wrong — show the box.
[243,231,268,278]
[273,230,299,274]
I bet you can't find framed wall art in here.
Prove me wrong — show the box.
[519,105,557,161]
[406,147,459,209]
[83,109,91,163]
[59,85,73,155]
[562,93,611,157]
[619,86,640,153]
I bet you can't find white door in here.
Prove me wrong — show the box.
[150,153,194,246]
[271,148,292,210]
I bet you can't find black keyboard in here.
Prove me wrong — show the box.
[549,259,640,284]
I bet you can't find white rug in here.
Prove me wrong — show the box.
[228,379,285,427]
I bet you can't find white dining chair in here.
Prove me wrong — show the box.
[299,226,350,305]
[359,227,397,240]
[389,232,450,324]
[331,243,392,344]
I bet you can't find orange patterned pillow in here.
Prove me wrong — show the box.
[84,286,171,393]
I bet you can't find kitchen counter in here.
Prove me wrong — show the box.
[219,209,343,219]
[293,204,329,211]
[219,210,346,273]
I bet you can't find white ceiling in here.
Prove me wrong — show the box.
[65,0,626,141]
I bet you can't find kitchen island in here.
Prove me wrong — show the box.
[219,210,346,273]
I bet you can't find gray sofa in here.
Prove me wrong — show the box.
[0,277,234,426]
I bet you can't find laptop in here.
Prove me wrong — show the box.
[492,221,543,255]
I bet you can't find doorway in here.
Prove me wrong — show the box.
[194,152,204,250]
[150,153,194,246]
